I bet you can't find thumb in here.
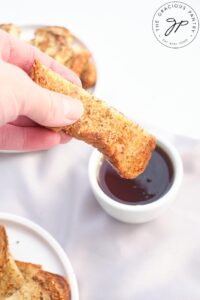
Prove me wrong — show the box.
[22,82,83,127]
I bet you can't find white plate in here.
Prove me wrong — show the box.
[0,213,79,300]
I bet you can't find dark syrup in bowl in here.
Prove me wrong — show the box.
[98,146,174,205]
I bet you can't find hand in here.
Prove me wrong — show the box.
[0,29,83,151]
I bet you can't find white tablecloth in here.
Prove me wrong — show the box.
[0,136,200,300]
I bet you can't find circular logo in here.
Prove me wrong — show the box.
[152,1,199,48]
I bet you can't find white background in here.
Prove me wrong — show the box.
[1,1,200,300]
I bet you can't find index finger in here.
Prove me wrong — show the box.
[0,29,81,86]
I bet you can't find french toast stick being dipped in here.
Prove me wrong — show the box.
[31,60,156,179]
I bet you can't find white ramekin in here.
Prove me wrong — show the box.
[88,136,183,223]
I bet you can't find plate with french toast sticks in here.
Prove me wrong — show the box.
[0,213,79,300]
[0,23,97,91]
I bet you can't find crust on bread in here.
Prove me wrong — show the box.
[31,60,156,179]
[0,226,24,298]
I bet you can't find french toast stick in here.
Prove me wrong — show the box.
[32,26,96,89]
[31,60,156,179]
[7,261,70,300]
[0,226,24,298]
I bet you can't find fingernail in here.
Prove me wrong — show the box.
[62,97,84,123]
